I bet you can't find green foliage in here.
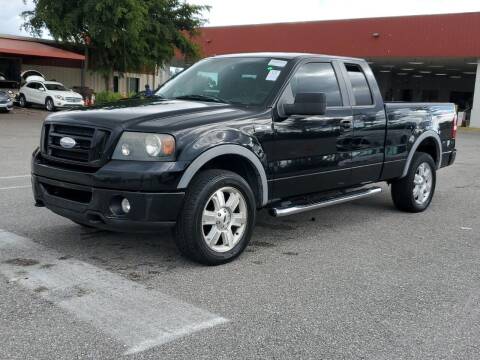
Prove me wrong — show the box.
[95,91,124,104]
[22,0,209,77]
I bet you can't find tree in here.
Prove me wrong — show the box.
[22,0,209,90]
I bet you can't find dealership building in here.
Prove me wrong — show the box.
[0,34,168,95]
[1,12,480,127]
[196,12,480,127]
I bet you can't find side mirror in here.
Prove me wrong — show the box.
[39,87,45,92]
[284,92,327,116]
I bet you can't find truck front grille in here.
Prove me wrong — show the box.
[43,124,110,165]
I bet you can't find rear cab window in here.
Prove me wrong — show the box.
[345,64,374,106]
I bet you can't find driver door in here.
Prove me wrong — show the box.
[36,83,47,105]
[270,61,354,198]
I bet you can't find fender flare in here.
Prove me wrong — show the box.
[177,145,269,206]
[400,130,442,178]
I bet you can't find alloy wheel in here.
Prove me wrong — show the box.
[46,99,53,111]
[201,186,248,253]
[413,162,432,205]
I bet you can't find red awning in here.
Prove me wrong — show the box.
[0,38,84,60]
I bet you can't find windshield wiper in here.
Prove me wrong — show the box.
[173,94,229,104]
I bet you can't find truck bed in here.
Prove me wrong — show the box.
[381,102,456,180]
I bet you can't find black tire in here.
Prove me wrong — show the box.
[391,152,436,212]
[175,169,256,265]
[19,94,28,108]
[46,97,55,112]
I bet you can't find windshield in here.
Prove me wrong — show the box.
[45,83,67,91]
[156,57,289,106]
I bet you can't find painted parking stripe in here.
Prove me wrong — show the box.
[0,230,228,355]
[0,175,30,180]
[0,185,31,191]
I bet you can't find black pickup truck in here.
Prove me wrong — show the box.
[32,53,457,265]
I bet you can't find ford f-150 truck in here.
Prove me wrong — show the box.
[32,53,457,265]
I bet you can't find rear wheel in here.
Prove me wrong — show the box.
[45,98,55,112]
[176,169,256,265]
[391,152,436,212]
[19,94,27,108]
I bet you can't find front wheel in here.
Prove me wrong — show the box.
[175,169,256,265]
[45,98,55,112]
[391,152,436,212]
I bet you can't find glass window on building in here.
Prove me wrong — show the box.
[126,77,140,94]
[113,76,119,93]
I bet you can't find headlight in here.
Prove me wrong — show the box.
[55,95,64,100]
[112,132,176,161]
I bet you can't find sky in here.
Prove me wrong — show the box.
[1,0,479,37]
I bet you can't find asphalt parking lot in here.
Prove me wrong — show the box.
[1,107,479,360]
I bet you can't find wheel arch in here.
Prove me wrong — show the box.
[177,145,268,207]
[400,130,442,178]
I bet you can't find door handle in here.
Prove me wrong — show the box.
[340,119,353,130]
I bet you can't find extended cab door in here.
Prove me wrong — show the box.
[340,62,387,184]
[270,60,354,198]
[37,83,48,105]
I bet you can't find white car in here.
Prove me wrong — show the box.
[19,80,84,111]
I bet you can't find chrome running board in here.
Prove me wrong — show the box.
[270,186,382,217]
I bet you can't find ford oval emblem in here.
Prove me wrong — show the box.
[60,137,76,149]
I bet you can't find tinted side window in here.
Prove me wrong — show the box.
[345,64,373,106]
[27,82,38,89]
[291,63,343,107]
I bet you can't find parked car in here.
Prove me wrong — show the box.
[32,53,457,265]
[19,80,84,111]
[0,90,13,112]
[0,72,19,103]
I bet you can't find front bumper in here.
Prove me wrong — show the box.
[32,150,188,232]
[33,175,184,232]
[54,100,85,108]
[0,102,13,110]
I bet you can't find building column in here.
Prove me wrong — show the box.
[470,59,480,128]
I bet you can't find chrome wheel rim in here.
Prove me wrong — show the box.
[202,186,248,253]
[20,97,25,107]
[413,162,432,205]
[46,100,53,111]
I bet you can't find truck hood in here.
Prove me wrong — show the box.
[45,98,262,132]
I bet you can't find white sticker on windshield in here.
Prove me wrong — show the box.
[268,59,287,68]
[266,69,281,81]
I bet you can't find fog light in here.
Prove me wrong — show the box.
[121,198,131,213]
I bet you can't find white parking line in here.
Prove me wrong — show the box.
[0,185,31,191]
[0,230,228,355]
[0,175,30,180]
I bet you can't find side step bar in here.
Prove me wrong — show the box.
[271,186,382,217]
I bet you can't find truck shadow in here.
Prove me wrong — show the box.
[29,192,396,275]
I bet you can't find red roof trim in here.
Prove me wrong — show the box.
[0,38,84,61]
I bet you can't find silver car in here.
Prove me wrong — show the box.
[0,90,13,112]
